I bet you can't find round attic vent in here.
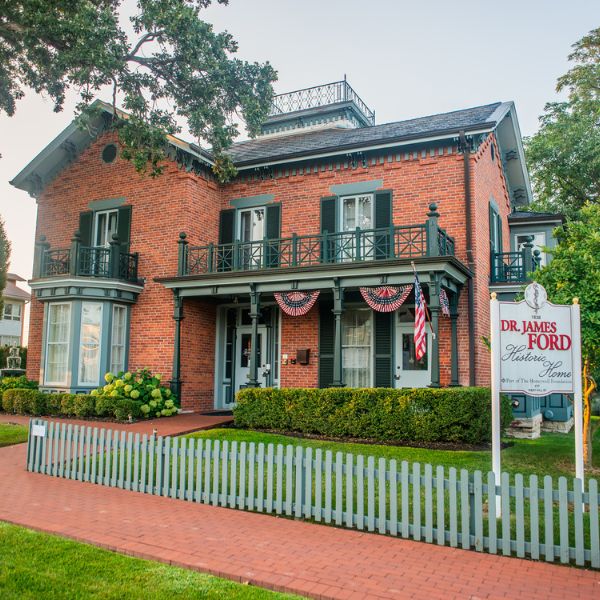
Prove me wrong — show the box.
[102,143,117,163]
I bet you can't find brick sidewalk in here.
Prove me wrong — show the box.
[0,443,598,600]
[0,412,232,436]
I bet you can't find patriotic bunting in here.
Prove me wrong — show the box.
[359,285,413,313]
[439,288,451,317]
[274,291,320,316]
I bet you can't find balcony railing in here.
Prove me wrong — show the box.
[491,248,541,284]
[35,233,139,284]
[269,80,376,126]
[178,205,455,277]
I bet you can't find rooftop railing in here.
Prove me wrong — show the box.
[34,233,139,283]
[490,243,541,284]
[269,80,376,126]
[177,204,454,277]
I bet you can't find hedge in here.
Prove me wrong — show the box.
[1,389,144,422]
[234,387,514,445]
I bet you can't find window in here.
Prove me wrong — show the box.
[110,305,127,374]
[339,194,374,261]
[238,207,265,268]
[1,335,20,346]
[342,307,372,387]
[94,209,118,247]
[515,232,547,266]
[45,303,71,385]
[3,302,21,321]
[489,204,502,255]
[78,302,103,385]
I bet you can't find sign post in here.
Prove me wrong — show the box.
[490,282,584,512]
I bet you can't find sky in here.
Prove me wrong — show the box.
[0,0,598,288]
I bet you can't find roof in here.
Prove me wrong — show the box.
[226,103,503,166]
[3,279,30,302]
[509,211,565,223]
[7,273,25,282]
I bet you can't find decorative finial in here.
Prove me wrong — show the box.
[179,232,187,240]
[491,292,497,300]
[573,297,579,305]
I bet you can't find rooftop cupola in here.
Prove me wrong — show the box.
[260,77,375,138]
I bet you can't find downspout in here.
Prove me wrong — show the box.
[459,130,476,386]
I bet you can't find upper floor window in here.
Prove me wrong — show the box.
[341,194,373,231]
[489,203,503,255]
[3,302,21,321]
[515,232,547,266]
[238,208,265,244]
[94,209,118,248]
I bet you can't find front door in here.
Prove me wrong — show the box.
[235,326,268,392]
[394,319,432,388]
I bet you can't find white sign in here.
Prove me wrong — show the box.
[498,283,575,396]
[32,424,46,437]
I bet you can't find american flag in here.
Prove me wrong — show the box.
[414,272,427,360]
[439,288,451,317]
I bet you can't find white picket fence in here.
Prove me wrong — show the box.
[26,419,600,568]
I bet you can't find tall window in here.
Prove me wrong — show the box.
[94,209,118,247]
[3,302,21,321]
[342,307,372,387]
[110,305,127,374]
[78,302,103,385]
[45,303,71,385]
[238,207,265,268]
[340,195,374,261]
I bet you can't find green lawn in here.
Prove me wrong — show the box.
[187,416,600,480]
[0,522,301,600]
[0,423,29,448]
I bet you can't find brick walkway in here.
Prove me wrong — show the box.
[0,412,232,436]
[1,444,598,599]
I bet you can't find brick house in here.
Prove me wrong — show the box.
[12,80,543,415]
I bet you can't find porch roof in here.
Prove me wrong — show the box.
[155,255,471,297]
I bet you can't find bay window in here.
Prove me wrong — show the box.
[110,305,127,374]
[78,302,103,385]
[45,303,71,385]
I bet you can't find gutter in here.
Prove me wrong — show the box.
[459,130,477,387]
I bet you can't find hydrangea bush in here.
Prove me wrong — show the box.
[91,368,178,419]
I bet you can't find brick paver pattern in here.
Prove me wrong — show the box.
[0,443,598,600]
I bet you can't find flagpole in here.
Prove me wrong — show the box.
[411,261,436,339]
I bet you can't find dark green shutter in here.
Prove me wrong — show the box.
[219,209,236,244]
[318,299,334,388]
[374,311,393,387]
[320,196,337,262]
[265,203,281,267]
[79,211,93,247]
[117,205,132,252]
[497,212,503,253]
[374,190,392,259]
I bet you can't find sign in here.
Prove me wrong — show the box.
[498,282,575,396]
[32,423,46,437]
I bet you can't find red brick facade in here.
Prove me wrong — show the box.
[26,127,511,411]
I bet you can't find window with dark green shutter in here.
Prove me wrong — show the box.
[374,190,392,259]
[374,311,393,387]
[117,205,132,252]
[219,209,236,245]
[320,196,337,262]
[265,204,281,267]
[318,299,334,388]
[79,211,93,247]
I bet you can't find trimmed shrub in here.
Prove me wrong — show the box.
[94,395,117,418]
[234,387,514,446]
[0,375,37,393]
[2,389,47,416]
[113,399,143,421]
[45,393,63,417]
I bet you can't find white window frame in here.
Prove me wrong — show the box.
[514,231,547,266]
[341,306,374,388]
[237,207,265,243]
[339,193,374,232]
[78,302,104,386]
[110,304,128,374]
[93,209,119,248]
[44,302,72,386]
[3,302,21,321]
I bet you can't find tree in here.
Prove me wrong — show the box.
[0,1,277,181]
[0,216,11,317]
[532,203,600,466]
[525,27,600,218]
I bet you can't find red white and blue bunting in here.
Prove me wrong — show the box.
[274,291,320,316]
[359,285,413,313]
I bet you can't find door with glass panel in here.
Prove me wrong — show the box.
[394,308,431,388]
[238,208,265,269]
[234,326,267,391]
[90,210,118,276]
[342,307,372,387]
[339,195,374,262]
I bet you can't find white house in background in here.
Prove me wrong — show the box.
[0,274,30,346]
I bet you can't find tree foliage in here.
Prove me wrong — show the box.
[0,0,277,181]
[525,27,600,218]
[532,203,600,370]
[0,216,10,316]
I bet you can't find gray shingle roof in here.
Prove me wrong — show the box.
[226,102,502,166]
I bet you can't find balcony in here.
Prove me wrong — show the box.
[269,79,376,127]
[177,205,455,277]
[34,233,139,283]
[491,246,541,284]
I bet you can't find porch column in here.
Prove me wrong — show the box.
[247,285,261,388]
[331,280,345,387]
[450,288,461,387]
[170,290,184,400]
[428,273,441,388]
